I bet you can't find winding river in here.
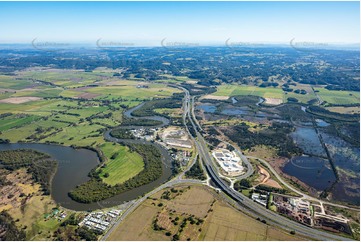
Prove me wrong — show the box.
[0,102,172,211]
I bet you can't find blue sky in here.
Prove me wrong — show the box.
[0,1,359,45]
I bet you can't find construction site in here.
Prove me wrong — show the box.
[271,194,352,235]
[161,126,192,149]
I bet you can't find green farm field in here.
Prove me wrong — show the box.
[314,88,360,105]
[284,91,317,103]
[98,143,144,186]
[85,83,180,100]
[214,85,284,99]
[0,114,40,132]
[0,75,35,90]
[0,100,57,115]
[11,88,63,98]
[18,69,113,88]
[213,84,360,105]
[0,69,181,192]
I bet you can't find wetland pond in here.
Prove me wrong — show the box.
[196,104,217,113]
[290,127,326,157]
[282,156,336,191]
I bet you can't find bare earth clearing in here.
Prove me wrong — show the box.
[0,96,42,104]
[264,97,283,105]
[201,94,229,100]
[256,165,283,189]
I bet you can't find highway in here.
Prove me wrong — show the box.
[102,86,353,241]
[182,87,353,241]
[101,88,203,241]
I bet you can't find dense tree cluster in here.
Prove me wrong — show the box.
[121,117,163,126]
[131,94,183,117]
[185,159,206,180]
[0,47,358,91]
[277,104,311,121]
[234,179,252,191]
[110,129,135,139]
[255,184,287,194]
[221,122,302,158]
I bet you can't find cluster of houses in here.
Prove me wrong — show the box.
[79,209,122,233]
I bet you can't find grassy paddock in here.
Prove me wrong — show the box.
[86,84,180,100]
[214,85,284,99]
[0,114,40,131]
[314,88,360,105]
[98,143,144,185]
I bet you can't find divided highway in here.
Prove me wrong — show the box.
[182,87,352,241]
[102,86,353,241]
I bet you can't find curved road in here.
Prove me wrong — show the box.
[247,155,359,211]
[102,86,354,241]
[183,87,353,241]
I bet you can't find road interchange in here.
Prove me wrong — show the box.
[182,87,353,241]
[101,86,354,241]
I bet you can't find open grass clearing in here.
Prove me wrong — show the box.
[0,114,41,132]
[200,200,301,241]
[11,88,63,98]
[325,106,360,114]
[0,99,58,115]
[98,143,144,186]
[0,75,35,90]
[284,91,317,104]
[18,69,113,88]
[214,84,284,100]
[314,88,359,105]
[86,84,180,100]
[9,195,61,240]
[41,123,104,146]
